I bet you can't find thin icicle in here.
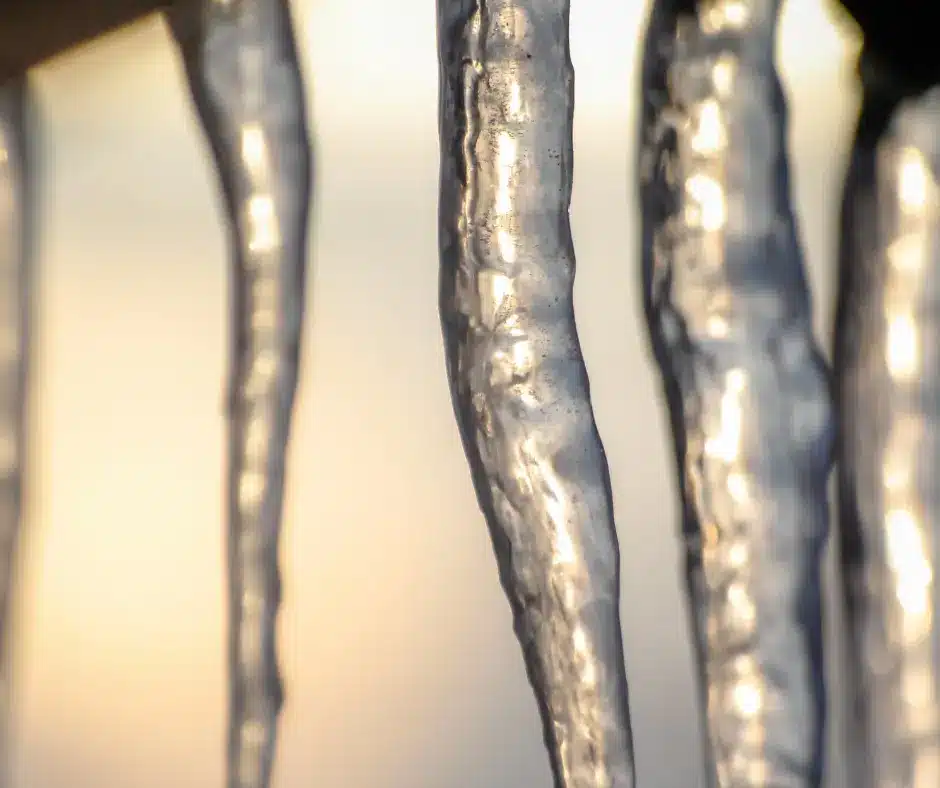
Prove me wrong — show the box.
[835,83,940,788]
[0,76,31,788]
[167,3,311,787]
[436,2,635,786]
[638,2,833,785]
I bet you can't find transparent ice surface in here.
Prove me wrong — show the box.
[168,2,312,786]
[638,1,834,785]
[835,84,940,788]
[436,2,636,786]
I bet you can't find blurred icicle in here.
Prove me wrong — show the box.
[0,76,31,788]
[835,81,940,788]
[638,1,834,785]
[167,2,312,787]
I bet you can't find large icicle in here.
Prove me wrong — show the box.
[436,2,636,786]
[638,1,834,785]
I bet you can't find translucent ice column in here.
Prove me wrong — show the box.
[834,84,940,788]
[436,2,635,786]
[167,3,311,787]
[637,1,834,785]
[0,76,31,788]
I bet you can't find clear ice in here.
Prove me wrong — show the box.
[436,1,636,786]
[834,81,940,788]
[638,1,834,785]
[167,1,312,786]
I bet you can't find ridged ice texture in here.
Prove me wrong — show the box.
[168,3,311,787]
[436,2,635,786]
[638,2,834,785]
[0,79,29,788]
[835,86,940,788]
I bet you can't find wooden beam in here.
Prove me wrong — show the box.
[0,0,174,83]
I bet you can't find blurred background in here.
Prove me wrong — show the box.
[9,0,862,785]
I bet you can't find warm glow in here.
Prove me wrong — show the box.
[9,2,862,787]
[886,312,919,381]
[685,174,727,233]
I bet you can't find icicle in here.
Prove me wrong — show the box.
[166,3,311,787]
[436,2,636,786]
[0,76,31,788]
[834,79,940,788]
[637,1,833,785]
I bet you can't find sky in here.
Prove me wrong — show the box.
[8,1,860,786]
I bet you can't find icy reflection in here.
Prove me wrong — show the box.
[835,85,940,788]
[436,1,635,785]
[638,1,833,785]
[167,2,311,787]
